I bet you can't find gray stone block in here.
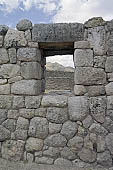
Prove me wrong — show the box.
[49,123,62,134]
[0,125,10,141]
[74,85,86,96]
[74,67,106,85]
[0,48,9,64]
[105,82,113,95]
[0,25,8,35]
[97,151,112,167]
[74,41,90,49]
[107,96,113,110]
[11,80,41,95]
[0,36,3,47]
[19,109,35,119]
[0,109,7,124]
[0,95,13,109]
[89,123,108,136]
[16,19,32,31]
[86,85,105,96]
[8,48,17,64]
[13,96,25,109]
[35,157,54,165]
[0,84,10,94]
[25,96,42,108]
[105,56,113,72]
[54,158,72,166]
[94,56,106,69]
[2,119,16,132]
[67,136,83,152]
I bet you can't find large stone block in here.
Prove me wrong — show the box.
[16,19,32,31]
[105,82,113,95]
[0,64,20,79]
[68,96,89,121]
[17,48,41,62]
[28,117,48,139]
[21,62,42,79]
[11,80,41,95]
[0,48,9,64]
[1,140,25,161]
[105,56,113,72]
[74,67,106,85]
[74,49,93,67]
[4,29,27,48]
[87,26,106,55]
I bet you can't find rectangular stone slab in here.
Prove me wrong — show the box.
[32,23,84,43]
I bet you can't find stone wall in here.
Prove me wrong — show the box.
[0,17,113,169]
[46,71,74,91]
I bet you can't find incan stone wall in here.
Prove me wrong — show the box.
[0,17,113,169]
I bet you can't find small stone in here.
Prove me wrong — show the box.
[17,117,29,130]
[8,109,19,120]
[0,109,7,124]
[25,96,42,109]
[83,115,93,129]
[47,107,68,124]
[89,123,108,136]
[67,136,84,152]
[25,30,31,41]
[41,95,67,107]
[87,86,105,96]
[61,121,78,140]
[44,134,67,147]
[26,137,43,152]
[43,147,60,158]
[35,108,47,117]
[0,95,13,109]
[78,148,96,163]
[54,158,72,166]
[0,79,7,85]
[97,136,106,152]
[19,109,35,119]
[74,41,90,49]
[8,48,17,64]
[94,56,106,68]
[28,117,48,139]
[0,125,10,141]
[49,122,62,134]
[35,157,54,165]
[107,73,113,82]
[0,84,10,95]
[16,19,32,31]
[61,147,77,160]
[105,56,113,72]
[14,129,28,141]
[74,85,86,96]
[107,96,113,110]
[2,119,16,132]
[28,42,39,48]
[97,151,112,167]
[105,133,113,155]
[26,153,34,163]
[105,82,113,95]
[103,117,113,133]
[0,48,9,64]
[84,17,106,28]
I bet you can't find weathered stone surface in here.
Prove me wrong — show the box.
[43,147,60,158]
[35,108,47,117]
[103,117,113,133]
[0,64,20,79]
[107,96,113,110]
[0,36,3,47]
[106,19,113,31]
[97,151,112,167]
[61,147,77,160]
[74,49,93,67]
[67,136,84,152]
[11,80,41,95]
[106,133,113,155]
[28,117,48,139]
[54,158,72,166]
[107,73,113,82]
[89,123,108,136]
[49,123,62,134]
[0,109,7,124]
[74,67,106,85]
[68,96,89,121]
[0,48,9,64]
[21,62,42,79]
[87,86,105,96]
[0,79,7,85]
[25,30,31,41]
[61,121,78,140]
[0,125,10,141]
[25,96,42,109]
[0,95,13,109]
[32,23,84,42]
[0,25,8,35]
[47,107,68,124]
[2,140,25,161]
[105,56,113,72]
[35,157,54,165]
[16,19,32,31]
[8,48,17,64]
[17,117,29,130]
[44,134,67,147]
[0,84,10,94]
[83,115,93,129]
[28,41,39,48]
[8,76,23,84]
[41,95,67,107]
[97,136,106,152]
[2,119,16,132]
[89,97,106,123]
[84,17,106,28]
[26,137,43,152]
[74,41,90,49]
[87,26,106,55]
[14,129,28,141]
[78,148,96,163]
[19,109,35,119]
[107,32,113,55]
[94,56,106,69]
[4,29,27,48]
[17,48,41,62]
[7,110,19,120]
[74,85,86,96]
[105,82,113,95]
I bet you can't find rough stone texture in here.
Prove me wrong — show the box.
[105,56,113,73]
[97,151,112,167]
[89,123,108,136]
[25,96,42,109]
[47,107,68,123]
[44,134,67,147]
[35,108,47,117]
[0,25,9,35]
[0,84,10,94]
[105,133,113,155]
[84,17,106,28]
[8,48,17,64]
[17,48,41,62]
[94,56,106,69]
[74,49,93,67]
[4,29,27,48]
[26,137,43,152]
[0,95,13,109]
[41,95,67,107]
[35,157,54,165]
[86,86,105,96]
[74,41,90,49]
[61,147,76,160]
[11,80,41,95]
[74,85,86,96]
[75,67,106,85]
[0,109,7,124]
[49,123,62,134]
[43,147,60,158]
[16,19,32,31]
[105,82,113,95]
[0,125,10,141]
[107,96,113,110]
[54,158,73,166]
[28,117,49,139]
[83,115,93,129]
[68,96,89,121]
[89,97,107,123]
[2,140,25,161]
[0,48,9,64]
[61,121,78,140]
[107,32,113,55]
[2,119,16,132]
[0,36,3,47]
[19,109,35,119]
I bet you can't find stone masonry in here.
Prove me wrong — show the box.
[0,17,113,169]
